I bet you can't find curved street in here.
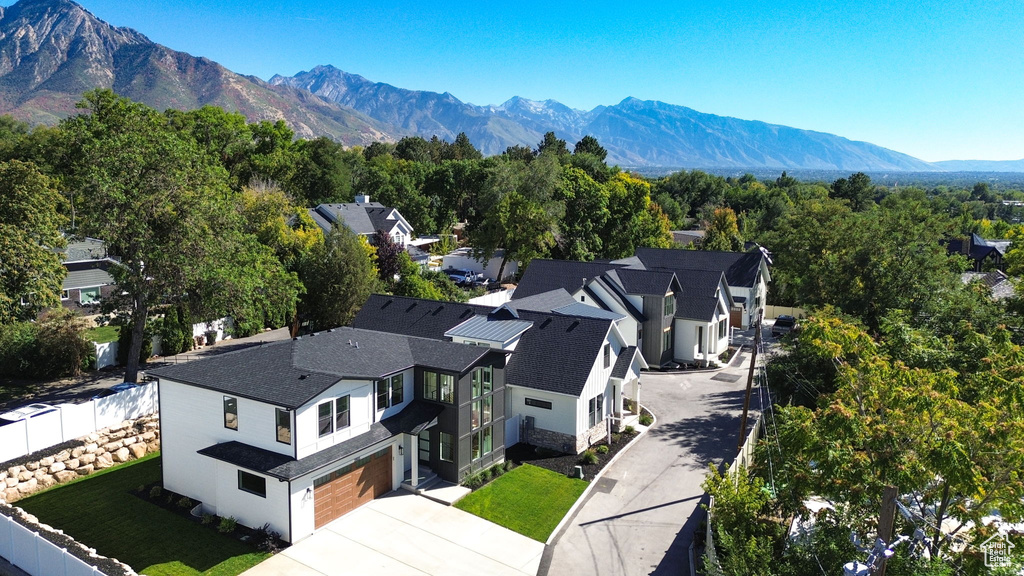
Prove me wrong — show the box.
[542,348,759,576]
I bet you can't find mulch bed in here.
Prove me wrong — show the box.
[506,428,640,479]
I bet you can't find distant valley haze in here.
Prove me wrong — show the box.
[0,0,1021,170]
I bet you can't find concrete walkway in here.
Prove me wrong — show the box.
[541,354,758,576]
[243,491,544,576]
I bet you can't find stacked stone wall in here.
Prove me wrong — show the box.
[0,415,160,503]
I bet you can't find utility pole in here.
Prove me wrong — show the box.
[876,485,899,576]
[736,313,762,454]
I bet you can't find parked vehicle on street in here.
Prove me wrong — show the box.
[0,403,59,423]
[445,268,487,286]
[771,315,798,338]
[90,382,139,400]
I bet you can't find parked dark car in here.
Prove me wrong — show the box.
[91,382,138,400]
[771,315,797,338]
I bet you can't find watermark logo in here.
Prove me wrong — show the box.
[981,532,1015,568]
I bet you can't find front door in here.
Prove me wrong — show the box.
[418,430,431,464]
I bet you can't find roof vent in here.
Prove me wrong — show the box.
[354,342,359,349]
[293,336,301,340]
[348,339,352,346]
[299,374,307,380]
[328,328,335,332]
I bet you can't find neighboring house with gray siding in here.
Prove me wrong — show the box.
[59,237,117,313]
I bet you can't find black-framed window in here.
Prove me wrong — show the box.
[375,379,389,411]
[440,373,455,403]
[471,366,492,398]
[223,396,238,430]
[391,373,404,405]
[472,426,492,460]
[336,395,350,430]
[424,371,438,401]
[275,407,290,444]
[439,432,454,462]
[588,394,604,428]
[697,326,704,353]
[471,396,493,428]
[603,343,611,368]
[663,327,672,352]
[318,401,333,437]
[664,293,675,316]
[718,319,726,339]
[525,397,552,410]
[238,470,266,497]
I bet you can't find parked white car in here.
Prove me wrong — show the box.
[0,403,59,423]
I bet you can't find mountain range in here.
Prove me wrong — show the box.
[0,0,1020,171]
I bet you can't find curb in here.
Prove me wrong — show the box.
[543,404,657,547]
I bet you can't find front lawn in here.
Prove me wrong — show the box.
[86,324,120,343]
[16,454,269,575]
[454,463,587,541]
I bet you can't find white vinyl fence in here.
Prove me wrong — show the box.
[468,289,514,307]
[763,305,807,319]
[0,383,157,464]
[92,316,233,369]
[0,513,106,576]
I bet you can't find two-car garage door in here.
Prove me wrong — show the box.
[313,446,393,529]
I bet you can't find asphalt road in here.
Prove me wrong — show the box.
[541,351,758,576]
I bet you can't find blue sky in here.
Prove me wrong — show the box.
[31,0,1024,161]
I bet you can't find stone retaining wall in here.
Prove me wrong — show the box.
[0,415,160,504]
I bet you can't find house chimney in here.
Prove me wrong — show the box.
[354,194,370,204]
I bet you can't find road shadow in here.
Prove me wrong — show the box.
[650,493,710,576]
[649,389,751,471]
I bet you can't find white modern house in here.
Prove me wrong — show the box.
[149,327,506,543]
[307,195,414,249]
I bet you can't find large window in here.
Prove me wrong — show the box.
[223,396,237,430]
[391,373,404,405]
[718,319,726,339]
[471,426,492,460]
[424,372,438,401]
[603,343,611,368]
[664,293,675,316]
[424,371,455,403]
[439,432,454,462]
[318,401,333,437]
[471,366,492,398]
[275,408,290,444]
[80,287,100,305]
[238,470,266,497]
[697,326,704,353]
[336,395,350,430]
[588,394,604,428]
[471,396,493,428]
[375,379,389,411]
[662,327,672,353]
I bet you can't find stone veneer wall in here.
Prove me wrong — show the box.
[526,420,611,455]
[0,415,160,504]
[575,419,610,453]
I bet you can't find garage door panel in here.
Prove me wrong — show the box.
[314,446,392,529]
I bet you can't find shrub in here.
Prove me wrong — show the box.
[503,461,514,472]
[596,445,609,455]
[254,523,283,553]
[624,425,636,435]
[218,516,237,534]
[176,496,193,509]
[0,321,38,377]
[201,513,215,525]
[149,485,163,499]
[579,449,599,465]
[639,413,653,426]
[0,311,93,379]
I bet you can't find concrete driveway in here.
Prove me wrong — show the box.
[243,490,544,576]
[542,352,758,576]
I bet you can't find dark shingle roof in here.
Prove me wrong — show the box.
[505,288,578,313]
[505,311,613,396]
[148,327,489,409]
[309,203,410,236]
[352,295,492,339]
[672,269,728,321]
[513,259,624,299]
[611,346,638,379]
[585,276,646,321]
[634,247,767,287]
[198,401,443,480]
[608,268,675,296]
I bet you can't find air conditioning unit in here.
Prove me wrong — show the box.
[524,415,535,431]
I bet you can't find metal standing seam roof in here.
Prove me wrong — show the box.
[444,315,534,343]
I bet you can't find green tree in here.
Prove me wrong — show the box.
[0,160,67,322]
[573,135,608,161]
[831,172,875,211]
[536,131,570,161]
[297,224,375,331]
[702,207,744,251]
[372,229,405,285]
[602,173,673,258]
[287,137,354,204]
[554,167,609,261]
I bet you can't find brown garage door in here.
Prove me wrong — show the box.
[313,446,392,529]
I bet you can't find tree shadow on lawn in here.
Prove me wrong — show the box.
[16,455,267,575]
[648,388,752,471]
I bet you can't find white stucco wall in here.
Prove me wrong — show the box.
[212,461,291,541]
[507,386,579,436]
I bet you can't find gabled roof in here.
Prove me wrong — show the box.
[444,314,533,343]
[504,288,579,314]
[584,275,646,321]
[352,295,491,340]
[505,311,614,396]
[148,327,491,409]
[633,247,768,288]
[551,302,626,321]
[512,259,624,299]
[309,203,412,236]
[608,268,675,296]
[198,401,443,481]
[673,269,730,321]
[611,345,639,379]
